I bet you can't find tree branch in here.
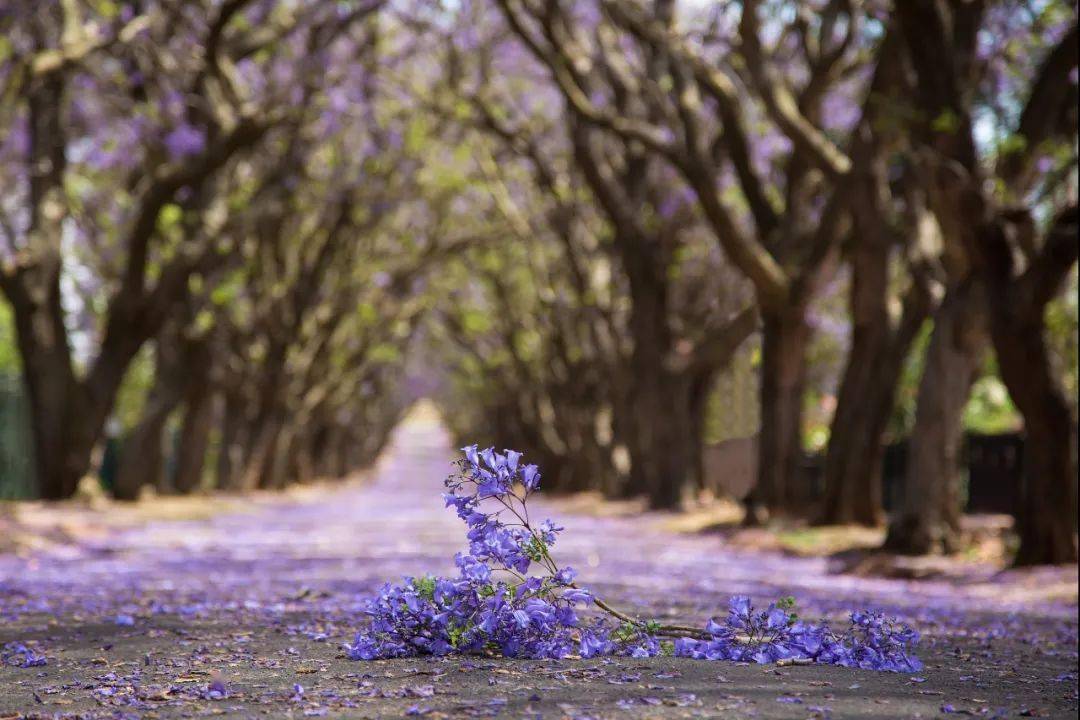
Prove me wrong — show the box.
[997,23,1079,196]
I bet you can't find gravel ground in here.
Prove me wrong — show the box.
[2,410,1077,719]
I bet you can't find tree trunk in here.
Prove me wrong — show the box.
[819,343,892,525]
[292,424,317,484]
[884,283,986,554]
[688,367,715,497]
[639,373,698,510]
[313,424,339,477]
[20,348,95,500]
[3,259,96,500]
[214,391,245,491]
[241,416,283,490]
[623,329,704,510]
[260,424,292,490]
[331,426,351,477]
[979,215,1078,565]
[619,243,697,510]
[173,385,214,494]
[819,259,928,526]
[1011,384,1077,565]
[112,401,173,501]
[746,306,810,523]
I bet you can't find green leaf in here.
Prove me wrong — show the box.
[461,310,491,335]
[997,133,1028,156]
[931,110,961,134]
[404,116,428,154]
[93,0,119,20]
[157,203,183,233]
[411,575,437,601]
[368,343,401,364]
[523,535,547,562]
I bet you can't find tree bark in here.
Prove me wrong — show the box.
[819,252,930,526]
[173,384,214,495]
[1005,324,1079,565]
[241,416,284,490]
[978,211,1078,565]
[688,366,716,496]
[621,281,741,510]
[819,338,893,525]
[112,396,175,501]
[884,282,986,554]
[7,67,90,501]
[263,424,294,490]
[330,426,352,477]
[745,305,810,523]
[6,263,94,500]
[113,320,212,499]
[214,390,245,491]
[15,297,143,500]
[635,372,698,510]
[290,424,318,484]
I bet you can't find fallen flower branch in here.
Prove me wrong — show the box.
[348,446,922,672]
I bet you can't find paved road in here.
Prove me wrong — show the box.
[1,409,1077,718]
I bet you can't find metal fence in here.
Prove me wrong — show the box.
[0,373,34,499]
[794,432,1025,513]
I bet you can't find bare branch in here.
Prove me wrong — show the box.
[738,0,852,178]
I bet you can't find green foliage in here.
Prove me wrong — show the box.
[91,0,120,19]
[776,595,798,622]
[611,622,639,644]
[524,535,548,563]
[963,375,1021,434]
[0,301,21,373]
[931,109,961,134]
[210,268,247,307]
[891,322,1024,437]
[703,342,759,445]
[460,309,492,335]
[1046,267,1079,407]
[367,343,402,364]
[112,344,156,432]
[887,321,933,438]
[156,203,184,233]
[446,619,472,648]
[411,576,437,601]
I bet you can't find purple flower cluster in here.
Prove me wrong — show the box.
[442,446,550,575]
[348,446,656,659]
[346,571,649,660]
[1,641,47,668]
[348,445,922,671]
[674,597,922,672]
[163,123,206,160]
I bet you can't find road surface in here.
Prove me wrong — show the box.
[2,407,1077,718]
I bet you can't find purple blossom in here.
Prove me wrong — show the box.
[163,123,206,160]
[1,641,47,668]
[674,596,922,672]
[204,679,229,700]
